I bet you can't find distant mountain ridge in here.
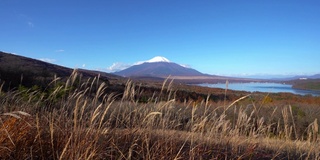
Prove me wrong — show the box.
[273,74,320,81]
[295,74,320,79]
[113,56,265,84]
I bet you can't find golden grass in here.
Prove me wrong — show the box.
[0,70,319,159]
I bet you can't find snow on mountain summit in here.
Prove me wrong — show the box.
[134,56,170,65]
[146,56,170,63]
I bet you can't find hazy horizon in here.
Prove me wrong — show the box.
[1,0,319,76]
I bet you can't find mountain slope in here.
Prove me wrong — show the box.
[0,51,121,90]
[114,62,205,77]
[0,51,72,88]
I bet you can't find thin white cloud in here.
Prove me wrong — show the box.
[55,49,65,53]
[133,61,144,65]
[27,21,34,28]
[39,58,56,63]
[82,64,86,68]
[18,14,34,28]
[180,64,191,68]
[106,62,131,72]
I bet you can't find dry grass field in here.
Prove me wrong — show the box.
[1,71,320,159]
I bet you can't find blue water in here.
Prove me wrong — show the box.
[197,82,320,96]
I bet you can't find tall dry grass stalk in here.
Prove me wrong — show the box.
[224,79,229,110]
[0,70,320,159]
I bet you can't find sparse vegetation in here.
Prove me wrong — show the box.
[1,71,320,159]
[291,79,320,91]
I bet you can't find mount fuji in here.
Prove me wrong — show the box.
[114,56,205,78]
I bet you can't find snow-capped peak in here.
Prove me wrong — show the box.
[146,56,170,63]
[134,56,171,66]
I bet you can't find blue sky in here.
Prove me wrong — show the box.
[1,0,320,77]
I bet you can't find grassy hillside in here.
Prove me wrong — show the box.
[0,51,124,91]
[1,72,320,159]
[0,51,71,89]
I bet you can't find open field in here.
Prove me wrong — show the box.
[1,71,320,159]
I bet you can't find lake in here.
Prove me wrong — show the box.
[197,82,320,96]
